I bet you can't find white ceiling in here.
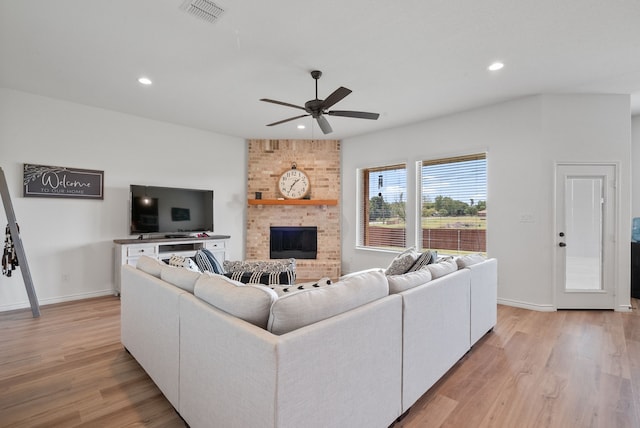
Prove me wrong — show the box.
[2,0,640,140]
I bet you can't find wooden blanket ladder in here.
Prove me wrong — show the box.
[0,167,40,317]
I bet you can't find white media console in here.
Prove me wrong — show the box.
[113,235,230,295]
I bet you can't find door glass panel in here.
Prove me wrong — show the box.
[565,177,603,290]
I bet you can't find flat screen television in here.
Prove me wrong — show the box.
[130,185,214,237]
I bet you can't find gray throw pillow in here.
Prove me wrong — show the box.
[385,247,420,275]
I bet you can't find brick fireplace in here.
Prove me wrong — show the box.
[246,139,341,280]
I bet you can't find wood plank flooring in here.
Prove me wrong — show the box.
[0,296,639,427]
[0,297,183,427]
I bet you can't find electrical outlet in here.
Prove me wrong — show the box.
[519,213,535,223]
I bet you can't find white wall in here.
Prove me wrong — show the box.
[0,89,247,311]
[342,94,632,311]
[632,115,640,218]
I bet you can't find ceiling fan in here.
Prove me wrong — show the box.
[260,70,379,134]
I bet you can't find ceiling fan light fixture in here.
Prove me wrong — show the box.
[297,124,306,129]
[138,77,152,85]
[488,61,504,71]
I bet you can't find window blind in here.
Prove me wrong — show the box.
[420,153,487,254]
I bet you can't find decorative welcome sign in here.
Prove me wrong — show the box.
[23,163,104,199]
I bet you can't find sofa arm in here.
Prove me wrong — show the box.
[275,295,403,428]
[178,293,403,428]
[399,268,471,412]
[121,265,185,409]
[467,258,498,345]
[178,294,279,428]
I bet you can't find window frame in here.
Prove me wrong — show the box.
[357,163,408,251]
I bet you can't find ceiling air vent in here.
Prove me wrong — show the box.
[180,0,225,24]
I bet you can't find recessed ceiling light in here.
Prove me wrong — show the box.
[488,62,504,71]
[138,77,152,85]
[297,124,306,130]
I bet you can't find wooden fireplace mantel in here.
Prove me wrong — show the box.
[247,199,338,206]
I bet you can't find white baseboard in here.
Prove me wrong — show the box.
[616,304,632,312]
[498,298,556,312]
[499,298,633,313]
[0,289,116,313]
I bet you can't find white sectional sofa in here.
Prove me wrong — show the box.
[120,254,497,428]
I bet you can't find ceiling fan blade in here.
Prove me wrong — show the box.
[316,115,333,134]
[266,114,310,127]
[327,110,380,120]
[260,98,306,111]
[320,87,352,110]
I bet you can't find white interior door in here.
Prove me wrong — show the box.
[555,163,615,309]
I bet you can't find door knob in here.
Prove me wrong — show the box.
[559,242,566,247]
[559,232,565,237]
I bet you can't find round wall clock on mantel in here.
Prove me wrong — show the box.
[278,163,310,199]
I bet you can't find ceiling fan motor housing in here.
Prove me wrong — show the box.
[304,99,324,117]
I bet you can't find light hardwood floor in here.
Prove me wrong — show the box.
[1,296,639,427]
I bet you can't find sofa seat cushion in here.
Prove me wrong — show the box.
[136,255,165,277]
[194,273,278,329]
[455,253,487,268]
[160,265,202,293]
[427,257,458,279]
[267,270,389,335]
[387,268,432,294]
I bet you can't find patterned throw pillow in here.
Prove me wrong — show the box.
[223,258,296,274]
[224,270,296,285]
[195,249,225,274]
[385,247,420,275]
[406,250,435,272]
[269,278,332,297]
[168,255,200,272]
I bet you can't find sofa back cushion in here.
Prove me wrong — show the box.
[455,253,487,268]
[427,257,458,279]
[387,268,432,294]
[161,265,202,293]
[136,255,164,278]
[194,273,278,329]
[269,277,332,297]
[267,269,389,335]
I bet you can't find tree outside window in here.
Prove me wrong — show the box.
[359,164,407,250]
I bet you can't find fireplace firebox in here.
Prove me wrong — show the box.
[270,226,317,259]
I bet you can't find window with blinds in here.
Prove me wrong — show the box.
[420,153,487,255]
[358,164,407,250]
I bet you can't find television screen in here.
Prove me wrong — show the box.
[130,185,214,236]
